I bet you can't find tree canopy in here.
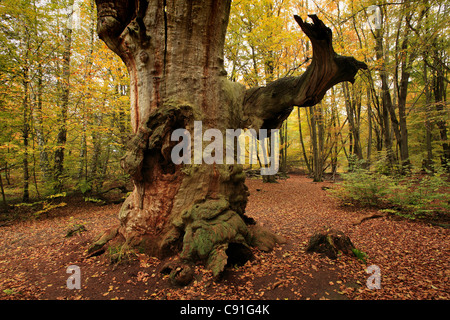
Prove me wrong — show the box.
[0,0,448,203]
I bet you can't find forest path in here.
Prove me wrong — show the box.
[0,174,448,300]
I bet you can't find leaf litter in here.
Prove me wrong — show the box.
[0,175,448,300]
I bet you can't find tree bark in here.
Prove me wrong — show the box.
[309,106,321,181]
[22,45,30,203]
[0,171,6,209]
[78,0,96,182]
[366,86,373,167]
[329,88,339,177]
[423,58,434,171]
[297,108,312,175]
[395,23,416,171]
[34,62,51,181]
[54,1,74,192]
[432,44,450,169]
[374,28,396,167]
[92,1,366,279]
[342,82,363,160]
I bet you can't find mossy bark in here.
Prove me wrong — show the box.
[93,0,366,281]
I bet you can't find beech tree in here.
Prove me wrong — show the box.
[89,0,366,279]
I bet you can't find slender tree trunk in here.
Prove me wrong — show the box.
[34,62,51,181]
[276,122,286,175]
[262,11,277,183]
[279,122,286,174]
[366,86,373,167]
[54,1,74,192]
[309,106,321,181]
[283,120,288,173]
[374,29,395,168]
[367,73,383,153]
[22,86,30,202]
[342,82,362,160]
[78,0,96,182]
[31,1,50,182]
[317,102,324,180]
[396,32,414,170]
[0,171,6,209]
[432,45,450,169]
[423,62,434,172]
[4,163,10,186]
[262,134,277,183]
[31,137,41,199]
[328,87,339,177]
[297,108,312,175]
[22,45,30,203]
[90,111,104,192]
[78,111,88,181]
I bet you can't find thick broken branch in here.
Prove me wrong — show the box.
[95,0,137,57]
[243,14,367,130]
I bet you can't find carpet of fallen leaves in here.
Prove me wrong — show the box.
[0,175,448,300]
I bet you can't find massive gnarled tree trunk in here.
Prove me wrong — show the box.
[91,0,367,279]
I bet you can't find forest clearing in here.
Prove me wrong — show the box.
[0,0,449,307]
[0,175,448,301]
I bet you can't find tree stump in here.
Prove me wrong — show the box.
[306,227,355,259]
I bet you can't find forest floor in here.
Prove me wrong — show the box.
[0,174,448,300]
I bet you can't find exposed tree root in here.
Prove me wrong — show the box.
[86,226,119,257]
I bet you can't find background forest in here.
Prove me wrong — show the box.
[0,0,449,206]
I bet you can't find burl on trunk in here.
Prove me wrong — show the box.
[90,0,367,279]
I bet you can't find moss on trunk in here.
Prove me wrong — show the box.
[92,1,366,284]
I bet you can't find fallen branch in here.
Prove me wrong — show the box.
[99,185,129,195]
[352,212,389,226]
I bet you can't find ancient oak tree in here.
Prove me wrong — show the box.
[90,0,367,280]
